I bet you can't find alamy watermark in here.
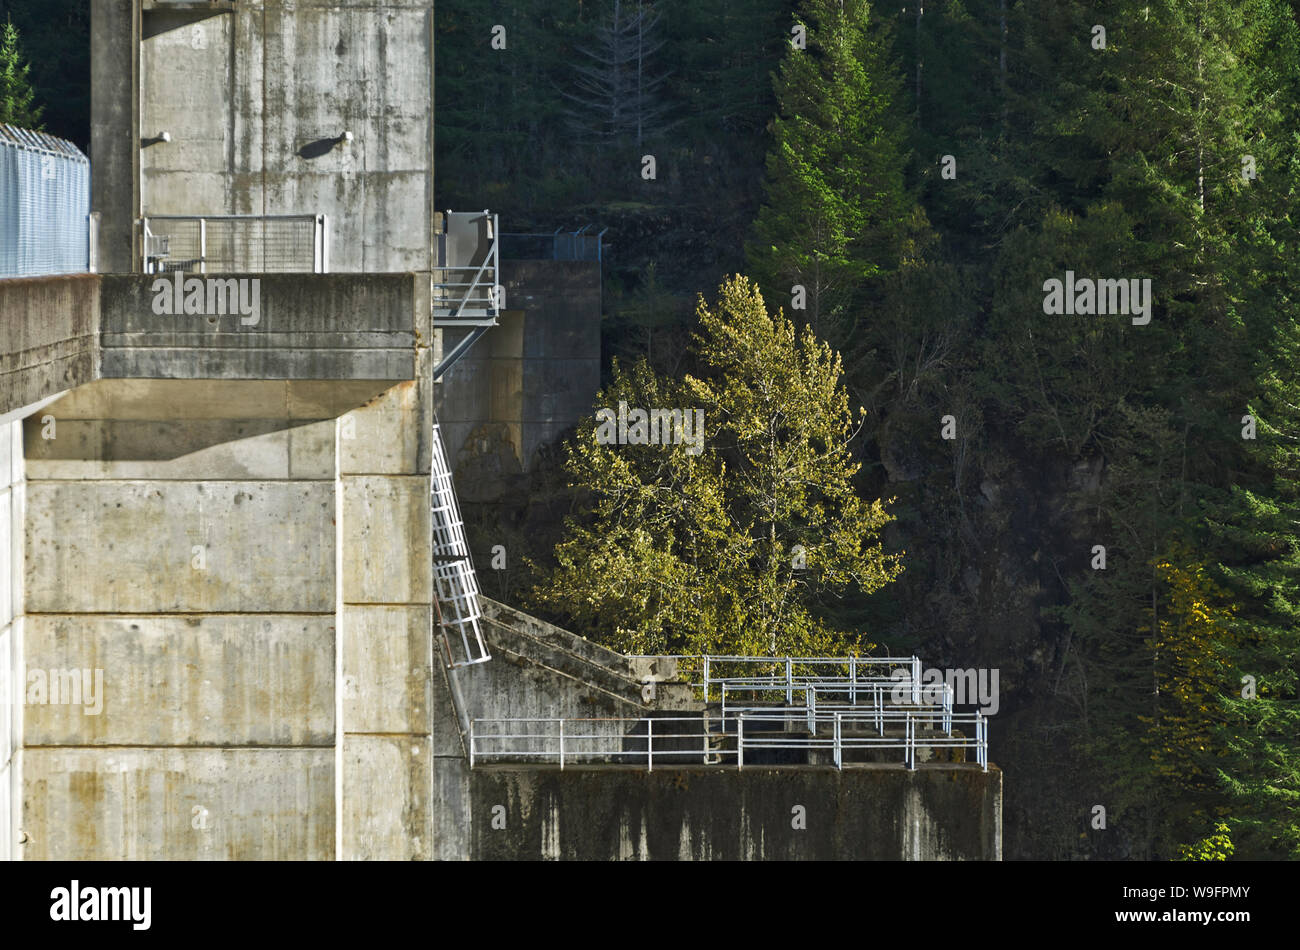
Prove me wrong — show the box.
[1042,271,1152,325]
[595,400,704,455]
[891,666,1000,715]
[151,271,261,326]
[50,881,151,930]
[6,667,105,715]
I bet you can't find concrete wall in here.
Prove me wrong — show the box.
[16,371,436,860]
[90,0,139,274]
[0,275,99,418]
[99,272,421,380]
[337,341,439,860]
[0,419,23,860]
[438,260,601,496]
[468,765,1002,860]
[95,0,436,275]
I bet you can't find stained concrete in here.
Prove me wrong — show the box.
[17,368,435,860]
[0,419,22,861]
[22,614,335,746]
[22,748,333,860]
[0,275,99,418]
[25,480,336,613]
[120,1,436,274]
[100,273,420,379]
[469,765,1003,861]
[439,261,601,485]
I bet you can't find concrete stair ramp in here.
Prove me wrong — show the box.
[477,597,699,712]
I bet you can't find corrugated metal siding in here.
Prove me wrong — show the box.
[0,124,91,278]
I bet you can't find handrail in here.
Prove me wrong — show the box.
[140,213,328,274]
[468,711,990,772]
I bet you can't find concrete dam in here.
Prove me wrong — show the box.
[0,0,1001,861]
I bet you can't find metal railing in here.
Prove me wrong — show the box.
[719,680,954,735]
[698,654,923,704]
[140,214,329,274]
[500,226,606,262]
[469,710,988,772]
[434,210,500,325]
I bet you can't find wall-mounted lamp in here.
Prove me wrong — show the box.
[142,131,172,147]
[339,130,353,145]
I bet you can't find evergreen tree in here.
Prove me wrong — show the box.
[746,0,911,343]
[0,17,42,130]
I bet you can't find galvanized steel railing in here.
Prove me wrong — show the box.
[140,213,329,274]
[719,679,954,735]
[468,710,989,772]
[697,654,924,704]
[434,210,500,325]
[469,651,990,770]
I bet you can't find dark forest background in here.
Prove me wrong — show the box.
[8,0,1299,861]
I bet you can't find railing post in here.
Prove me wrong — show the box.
[199,217,207,274]
[468,720,475,768]
[703,655,710,702]
[850,655,857,705]
[559,718,565,771]
[834,712,842,770]
[786,656,793,704]
[911,656,921,705]
[647,717,653,773]
[980,714,988,771]
[907,713,916,771]
[738,714,745,770]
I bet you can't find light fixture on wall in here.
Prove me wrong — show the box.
[338,130,353,146]
[142,131,171,147]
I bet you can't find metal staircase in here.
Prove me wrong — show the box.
[430,417,490,668]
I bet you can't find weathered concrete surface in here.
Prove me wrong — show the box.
[90,0,139,274]
[23,378,391,479]
[0,419,22,861]
[0,272,420,404]
[340,476,430,605]
[22,614,335,746]
[439,261,601,489]
[100,273,420,379]
[22,748,333,860]
[25,480,335,613]
[337,357,438,860]
[342,605,430,735]
[0,275,99,418]
[468,765,1002,861]
[15,372,434,861]
[342,735,432,861]
[131,1,435,274]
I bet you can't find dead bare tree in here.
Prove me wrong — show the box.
[562,0,675,149]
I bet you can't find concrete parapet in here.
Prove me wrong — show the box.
[100,273,421,379]
[0,275,100,418]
